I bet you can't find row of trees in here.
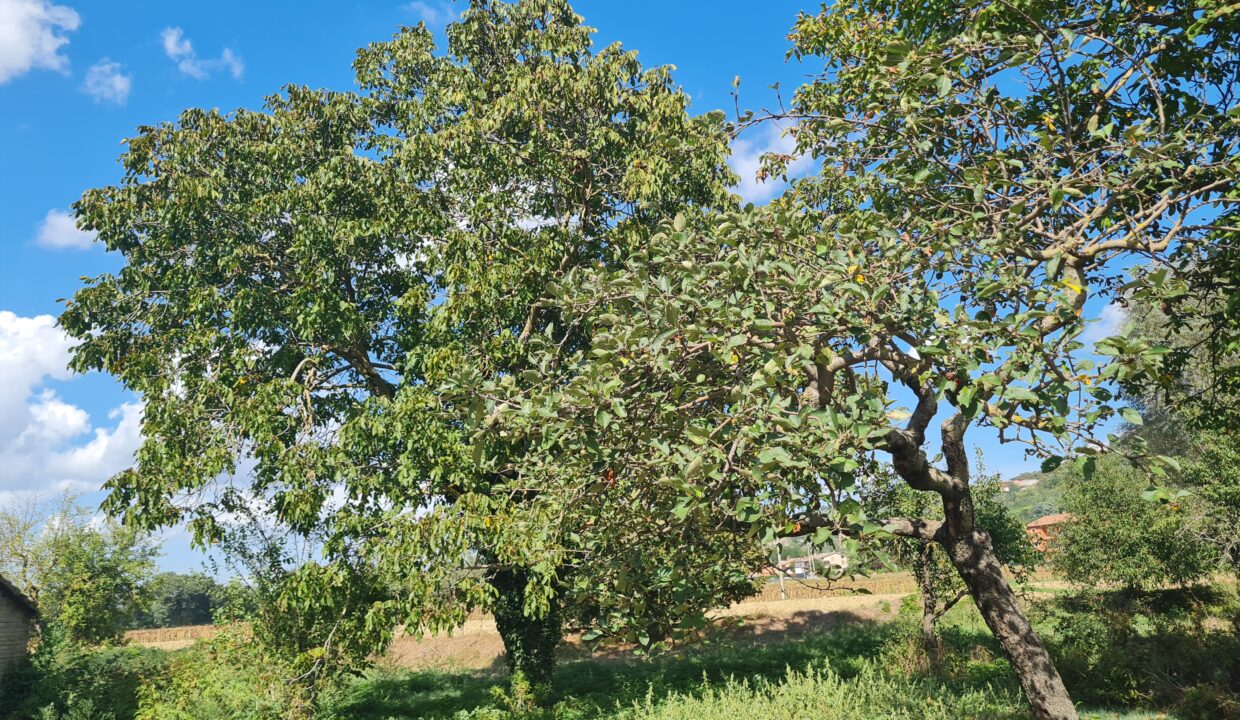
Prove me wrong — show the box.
[59,1,1239,718]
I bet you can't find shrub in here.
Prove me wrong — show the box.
[1041,586,1240,717]
[135,625,313,720]
[1053,455,1216,590]
[0,638,168,720]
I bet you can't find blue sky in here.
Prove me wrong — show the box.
[0,0,1119,572]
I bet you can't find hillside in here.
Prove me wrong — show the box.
[996,470,1065,522]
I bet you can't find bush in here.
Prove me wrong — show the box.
[1053,455,1216,590]
[135,625,313,720]
[0,638,168,720]
[1040,586,1240,718]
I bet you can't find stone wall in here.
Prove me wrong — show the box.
[0,591,33,675]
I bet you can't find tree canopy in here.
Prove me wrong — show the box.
[466,1,1239,717]
[63,0,740,687]
[60,0,1240,718]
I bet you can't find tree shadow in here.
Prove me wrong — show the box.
[324,666,504,720]
[326,610,896,719]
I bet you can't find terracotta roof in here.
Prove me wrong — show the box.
[1026,513,1073,529]
[0,574,37,616]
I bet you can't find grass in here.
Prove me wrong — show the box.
[30,582,1233,719]
[319,606,1192,720]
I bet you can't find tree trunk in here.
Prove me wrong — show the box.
[490,568,562,706]
[946,529,1077,720]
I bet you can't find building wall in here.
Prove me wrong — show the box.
[0,592,33,675]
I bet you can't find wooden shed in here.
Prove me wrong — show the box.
[0,574,37,675]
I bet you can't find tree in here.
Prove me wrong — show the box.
[1118,284,1240,575]
[0,495,157,645]
[134,573,224,629]
[1053,454,1214,591]
[62,0,736,699]
[869,467,1037,671]
[473,2,1239,718]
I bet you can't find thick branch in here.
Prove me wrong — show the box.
[883,428,955,494]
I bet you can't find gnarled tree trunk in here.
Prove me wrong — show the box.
[883,407,1078,720]
[945,529,1077,720]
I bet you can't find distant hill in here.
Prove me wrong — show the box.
[995,469,1065,522]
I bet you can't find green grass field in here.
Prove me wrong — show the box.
[319,602,1199,720]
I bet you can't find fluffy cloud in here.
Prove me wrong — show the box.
[408,1,458,29]
[728,122,813,205]
[161,27,243,80]
[0,0,80,83]
[1081,302,1128,347]
[0,311,142,497]
[81,58,131,104]
[35,208,95,250]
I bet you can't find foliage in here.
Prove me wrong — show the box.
[135,625,312,720]
[1052,455,1215,591]
[622,664,1020,720]
[470,0,1239,713]
[320,593,1240,720]
[133,573,225,630]
[10,586,1229,720]
[320,621,1027,720]
[1121,292,1240,576]
[56,0,1240,716]
[0,494,157,645]
[61,0,738,695]
[37,521,157,646]
[0,639,168,720]
[489,569,562,707]
[1179,432,1240,575]
[1041,586,1240,718]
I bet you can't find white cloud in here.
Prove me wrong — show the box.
[728,122,813,205]
[1081,302,1127,346]
[160,26,190,59]
[0,311,143,497]
[35,208,95,250]
[161,26,243,80]
[0,0,80,83]
[81,58,131,104]
[408,0,458,28]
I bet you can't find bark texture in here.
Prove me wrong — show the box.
[947,530,1078,720]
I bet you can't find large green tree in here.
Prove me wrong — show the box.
[1052,454,1215,590]
[472,2,1240,719]
[133,572,225,629]
[62,0,737,697]
[1118,282,1240,575]
[0,495,157,645]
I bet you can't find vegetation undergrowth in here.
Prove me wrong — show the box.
[5,585,1236,720]
[319,588,1239,720]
